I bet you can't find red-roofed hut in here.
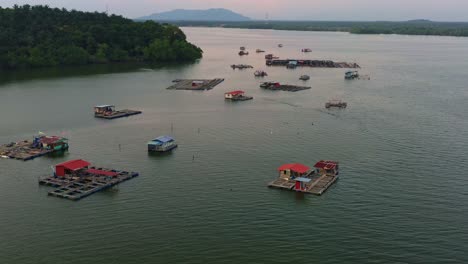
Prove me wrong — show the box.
[313,160,339,176]
[277,163,310,180]
[55,159,90,176]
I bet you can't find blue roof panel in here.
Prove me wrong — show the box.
[152,136,174,143]
[295,177,312,183]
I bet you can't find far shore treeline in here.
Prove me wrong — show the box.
[0,5,203,69]
[165,20,468,37]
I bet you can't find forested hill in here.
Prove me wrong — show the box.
[170,20,468,37]
[0,5,203,69]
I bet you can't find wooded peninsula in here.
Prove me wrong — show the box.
[0,5,203,69]
[169,20,468,37]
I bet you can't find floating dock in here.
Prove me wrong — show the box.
[94,105,142,120]
[95,109,142,119]
[267,59,360,68]
[326,99,347,109]
[225,90,253,101]
[39,159,139,201]
[260,82,311,92]
[231,64,253,70]
[268,161,340,196]
[0,135,68,161]
[167,79,225,90]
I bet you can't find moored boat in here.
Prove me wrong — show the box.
[325,99,347,109]
[254,70,268,77]
[286,61,298,69]
[224,90,253,101]
[299,75,310,81]
[148,136,178,152]
[345,71,359,80]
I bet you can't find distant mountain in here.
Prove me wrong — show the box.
[407,19,433,23]
[138,8,251,22]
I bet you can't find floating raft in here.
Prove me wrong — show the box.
[268,161,340,196]
[39,160,139,201]
[231,64,253,70]
[260,82,311,92]
[268,172,338,195]
[167,79,225,90]
[0,136,68,161]
[225,90,253,101]
[0,140,52,161]
[267,59,360,68]
[95,109,142,119]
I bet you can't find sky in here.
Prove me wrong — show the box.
[2,0,468,21]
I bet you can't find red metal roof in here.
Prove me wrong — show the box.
[314,160,338,170]
[85,169,118,177]
[225,90,245,95]
[56,159,90,171]
[278,163,295,171]
[278,163,310,174]
[40,136,63,144]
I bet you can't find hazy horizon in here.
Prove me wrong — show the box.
[2,0,468,22]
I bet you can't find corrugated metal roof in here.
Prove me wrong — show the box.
[225,90,245,95]
[278,163,310,173]
[152,136,174,143]
[314,160,338,170]
[39,136,65,144]
[85,169,118,177]
[56,159,90,171]
[95,105,114,108]
[295,177,312,183]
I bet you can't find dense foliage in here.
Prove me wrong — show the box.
[0,5,203,69]
[170,20,468,37]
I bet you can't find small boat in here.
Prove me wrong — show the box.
[260,82,279,88]
[278,44,283,48]
[256,49,265,53]
[286,61,298,69]
[239,50,249,56]
[224,90,253,101]
[240,46,246,51]
[301,48,312,52]
[299,75,310,81]
[325,99,347,109]
[148,136,178,152]
[345,71,359,80]
[254,70,268,77]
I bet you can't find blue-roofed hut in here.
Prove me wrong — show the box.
[147,136,178,152]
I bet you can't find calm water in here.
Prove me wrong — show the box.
[0,28,467,264]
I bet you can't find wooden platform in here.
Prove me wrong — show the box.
[0,140,54,161]
[227,96,253,101]
[266,59,360,68]
[167,79,225,90]
[39,168,139,201]
[268,171,338,196]
[95,109,142,119]
[260,83,311,92]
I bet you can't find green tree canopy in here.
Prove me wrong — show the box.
[0,5,203,69]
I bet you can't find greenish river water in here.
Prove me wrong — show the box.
[0,28,467,263]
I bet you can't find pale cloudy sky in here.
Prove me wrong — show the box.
[2,0,468,21]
